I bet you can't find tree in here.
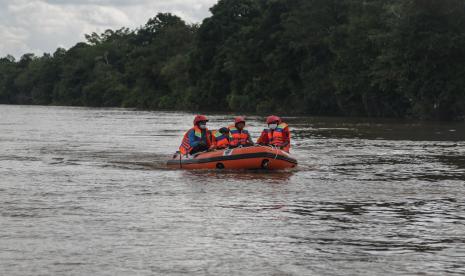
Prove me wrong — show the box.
[372,0,465,119]
[1,4,464,120]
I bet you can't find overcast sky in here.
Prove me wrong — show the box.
[0,0,218,58]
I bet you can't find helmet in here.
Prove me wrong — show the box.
[234,116,246,124]
[266,115,281,124]
[193,115,208,125]
[218,127,230,135]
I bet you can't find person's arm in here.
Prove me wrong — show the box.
[207,130,213,147]
[210,134,217,149]
[247,132,254,144]
[279,127,290,147]
[256,130,268,145]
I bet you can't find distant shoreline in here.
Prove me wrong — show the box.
[1,103,463,123]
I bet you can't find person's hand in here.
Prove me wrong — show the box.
[279,143,288,149]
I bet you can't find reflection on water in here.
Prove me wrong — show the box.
[289,116,465,141]
[0,105,465,276]
[184,170,294,182]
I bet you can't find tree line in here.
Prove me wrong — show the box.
[1,0,464,120]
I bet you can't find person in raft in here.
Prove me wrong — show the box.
[210,127,230,150]
[228,116,254,148]
[257,115,291,152]
[179,115,212,155]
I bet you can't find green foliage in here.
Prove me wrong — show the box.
[0,1,464,120]
[371,0,465,120]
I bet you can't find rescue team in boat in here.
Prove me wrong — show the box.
[179,115,291,156]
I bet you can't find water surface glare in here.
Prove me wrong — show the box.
[1,105,465,275]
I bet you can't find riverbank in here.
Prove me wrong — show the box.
[1,0,465,121]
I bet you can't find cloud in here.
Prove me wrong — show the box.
[0,0,217,58]
[0,25,32,56]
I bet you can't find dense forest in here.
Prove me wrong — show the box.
[1,0,464,120]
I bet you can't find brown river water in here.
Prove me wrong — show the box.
[1,105,465,275]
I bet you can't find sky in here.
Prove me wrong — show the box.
[0,0,218,58]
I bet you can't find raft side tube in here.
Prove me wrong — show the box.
[166,146,297,170]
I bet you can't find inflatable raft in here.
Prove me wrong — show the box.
[167,145,297,170]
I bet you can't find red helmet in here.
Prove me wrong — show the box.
[234,116,246,124]
[266,115,281,124]
[193,115,208,125]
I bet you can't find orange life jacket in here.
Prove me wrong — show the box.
[211,130,230,149]
[228,125,250,147]
[264,123,290,152]
[179,126,211,155]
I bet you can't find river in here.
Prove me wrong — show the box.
[1,105,464,275]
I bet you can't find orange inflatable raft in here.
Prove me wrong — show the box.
[167,145,297,170]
